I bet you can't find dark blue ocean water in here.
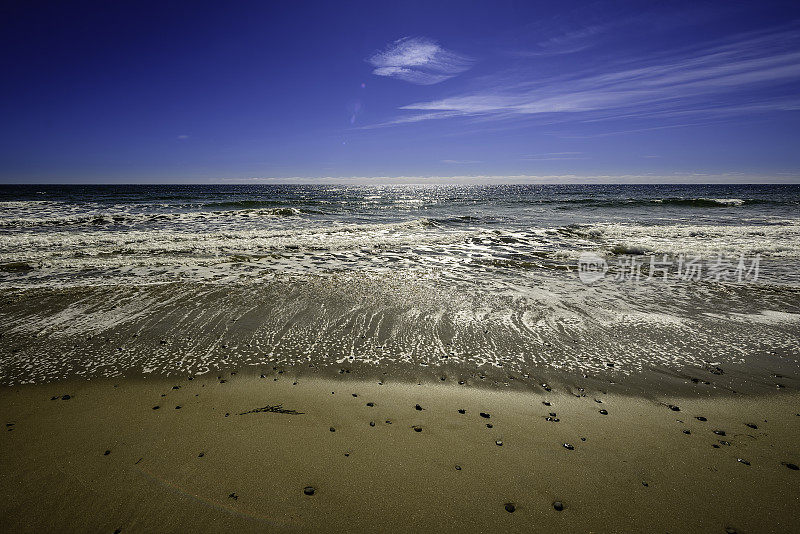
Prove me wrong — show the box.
[1,183,799,287]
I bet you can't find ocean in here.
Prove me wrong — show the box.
[2,183,799,286]
[1,183,799,386]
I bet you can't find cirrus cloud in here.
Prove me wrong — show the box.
[367,37,473,85]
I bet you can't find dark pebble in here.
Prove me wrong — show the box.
[458,409,466,414]
[104,450,110,455]
[352,394,358,397]
[303,486,315,496]
[369,421,375,427]
[175,405,181,410]
[152,406,160,410]
[172,386,180,390]
[480,412,490,418]
[413,426,423,432]
[713,430,726,436]
[495,440,503,446]
[542,401,551,406]
[504,503,516,513]
[745,423,757,429]
[599,409,608,415]
[329,427,336,432]
[784,463,799,470]
[366,402,374,407]
[642,482,648,487]
[415,404,423,411]
[553,501,564,511]
[228,493,238,500]
[683,429,691,434]
[62,395,71,400]
[563,443,574,450]
[695,416,707,422]
[486,423,493,428]
[668,404,680,411]
[455,465,461,471]
[737,458,750,466]
[198,452,204,457]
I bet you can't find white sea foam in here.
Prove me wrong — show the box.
[568,221,800,258]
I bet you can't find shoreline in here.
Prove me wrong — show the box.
[1,280,798,396]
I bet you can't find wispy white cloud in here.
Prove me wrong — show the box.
[372,27,800,127]
[521,152,588,161]
[367,37,472,85]
[512,23,613,57]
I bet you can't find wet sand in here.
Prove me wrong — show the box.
[2,372,799,533]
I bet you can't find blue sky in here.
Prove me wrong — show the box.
[1,0,799,183]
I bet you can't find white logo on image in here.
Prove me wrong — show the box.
[577,252,607,284]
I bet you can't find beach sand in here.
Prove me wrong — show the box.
[2,371,798,533]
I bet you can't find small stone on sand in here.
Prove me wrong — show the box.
[505,503,516,513]
[303,486,315,496]
[553,501,564,511]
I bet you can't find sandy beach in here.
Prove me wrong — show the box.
[2,370,799,533]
